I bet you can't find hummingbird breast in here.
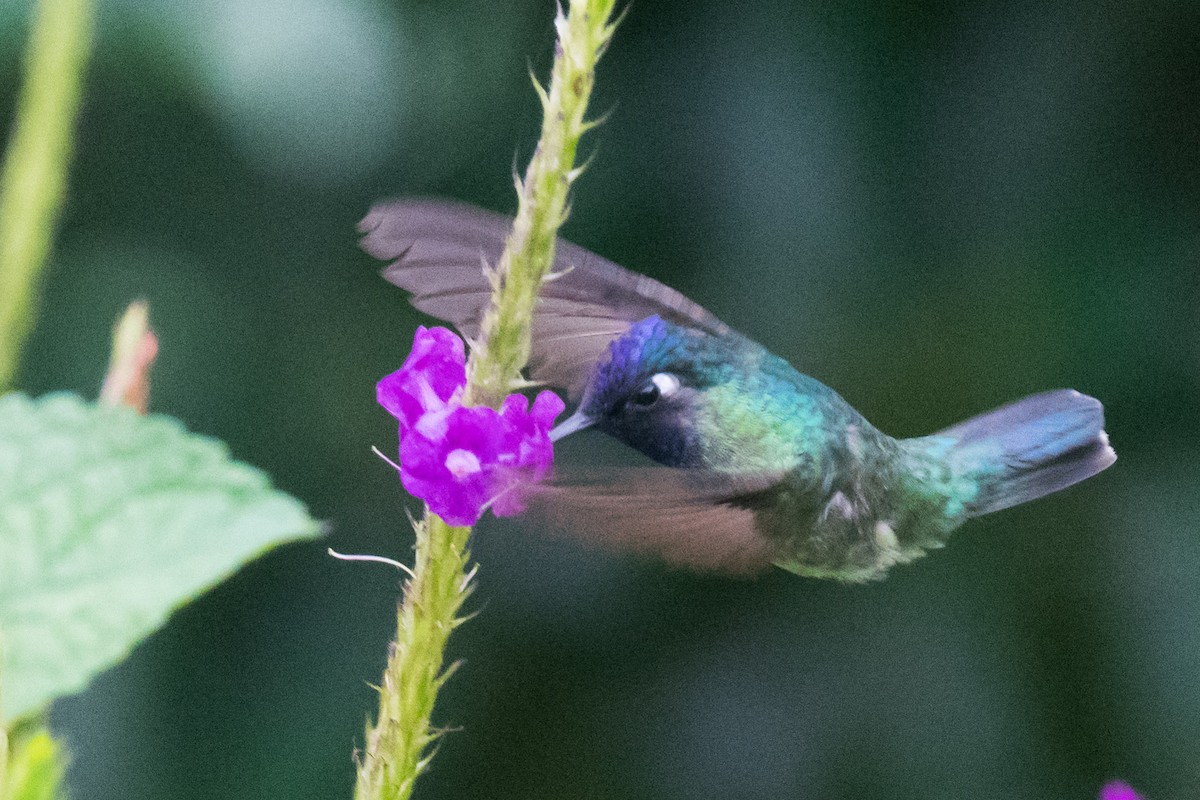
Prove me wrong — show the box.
[696,350,966,581]
[750,430,964,581]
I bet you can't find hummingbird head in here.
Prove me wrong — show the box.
[550,315,741,467]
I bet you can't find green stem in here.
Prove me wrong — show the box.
[354,2,618,798]
[353,518,473,800]
[0,0,95,392]
[466,0,621,407]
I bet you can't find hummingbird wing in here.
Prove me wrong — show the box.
[359,199,730,398]
[529,467,782,575]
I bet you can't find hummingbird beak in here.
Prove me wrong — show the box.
[550,411,594,442]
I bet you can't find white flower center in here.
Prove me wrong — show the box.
[444,448,482,479]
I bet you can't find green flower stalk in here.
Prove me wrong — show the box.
[352,515,474,800]
[465,0,621,408]
[0,0,92,793]
[353,2,619,798]
[0,0,95,391]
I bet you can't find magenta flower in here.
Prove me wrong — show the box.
[491,391,565,516]
[399,404,512,525]
[1100,781,1142,800]
[377,326,466,434]
[378,326,565,526]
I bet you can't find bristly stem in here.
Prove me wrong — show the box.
[353,2,619,799]
[0,0,95,392]
[353,516,474,800]
[465,0,621,408]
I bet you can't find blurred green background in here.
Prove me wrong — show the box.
[3,0,1198,797]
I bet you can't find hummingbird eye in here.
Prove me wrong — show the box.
[630,384,660,407]
[628,372,680,409]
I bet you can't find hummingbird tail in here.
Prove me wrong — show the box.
[937,389,1115,516]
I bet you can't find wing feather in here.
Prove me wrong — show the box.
[359,198,729,396]
[529,468,782,575]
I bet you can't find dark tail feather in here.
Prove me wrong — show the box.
[938,389,1116,516]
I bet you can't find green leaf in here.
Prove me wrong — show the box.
[0,392,320,721]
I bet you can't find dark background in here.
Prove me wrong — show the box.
[3,0,1198,798]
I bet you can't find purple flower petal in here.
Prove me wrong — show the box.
[397,390,564,523]
[530,389,567,429]
[377,326,466,432]
[1099,781,1142,800]
[490,390,564,516]
[378,324,566,524]
[399,405,506,526]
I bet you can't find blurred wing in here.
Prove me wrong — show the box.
[359,199,730,398]
[528,467,782,575]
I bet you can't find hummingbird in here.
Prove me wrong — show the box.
[360,199,1116,581]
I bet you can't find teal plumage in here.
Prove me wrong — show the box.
[567,315,1113,580]
[361,200,1116,580]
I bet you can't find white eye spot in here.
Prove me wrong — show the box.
[651,372,680,398]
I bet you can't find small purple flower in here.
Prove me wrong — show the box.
[378,326,565,525]
[399,404,510,526]
[377,326,466,434]
[1100,781,1142,800]
[491,391,565,517]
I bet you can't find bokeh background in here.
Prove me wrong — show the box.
[3,0,1198,797]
